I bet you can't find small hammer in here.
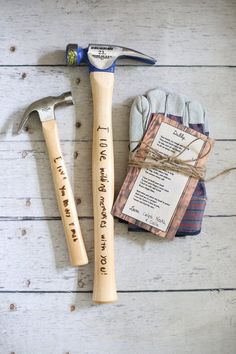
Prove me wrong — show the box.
[17,92,88,266]
[66,44,156,302]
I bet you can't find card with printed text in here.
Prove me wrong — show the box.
[112,114,214,239]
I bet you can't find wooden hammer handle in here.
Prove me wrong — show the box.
[90,71,117,303]
[42,120,88,266]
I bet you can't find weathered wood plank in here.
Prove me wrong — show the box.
[0,67,236,140]
[0,291,235,354]
[1,0,236,65]
[0,140,235,217]
[0,217,235,291]
[0,1,235,353]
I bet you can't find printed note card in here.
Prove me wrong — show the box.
[112,114,214,239]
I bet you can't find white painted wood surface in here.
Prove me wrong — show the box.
[1,67,236,140]
[1,0,236,65]
[1,292,236,354]
[0,140,235,216]
[0,0,236,353]
[0,217,235,291]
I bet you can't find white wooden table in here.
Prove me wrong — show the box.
[0,1,236,353]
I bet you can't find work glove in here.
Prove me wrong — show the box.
[128,88,209,236]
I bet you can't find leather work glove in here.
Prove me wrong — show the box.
[129,88,209,236]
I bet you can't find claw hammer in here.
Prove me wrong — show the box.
[17,92,88,266]
[66,44,156,303]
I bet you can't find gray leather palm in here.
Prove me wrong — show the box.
[130,88,208,151]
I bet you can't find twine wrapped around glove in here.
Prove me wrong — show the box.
[128,88,209,236]
[129,138,212,180]
[129,139,236,182]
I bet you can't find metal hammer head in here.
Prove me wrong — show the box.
[17,92,73,134]
[66,44,156,73]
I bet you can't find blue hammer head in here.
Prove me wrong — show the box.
[66,44,156,73]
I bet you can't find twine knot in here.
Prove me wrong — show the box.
[129,138,209,180]
[128,138,236,182]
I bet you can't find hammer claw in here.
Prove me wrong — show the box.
[17,105,34,134]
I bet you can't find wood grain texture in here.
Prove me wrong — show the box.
[1,67,236,140]
[1,0,236,65]
[0,140,235,217]
[1,292,236,354]
[0,217,235,291]
[42,119,88,266]
[90,72,117,303]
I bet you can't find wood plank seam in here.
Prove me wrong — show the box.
[1,288,236,294]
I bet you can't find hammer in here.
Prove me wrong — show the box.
[66,44,156,303]
[17,92,88,266]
